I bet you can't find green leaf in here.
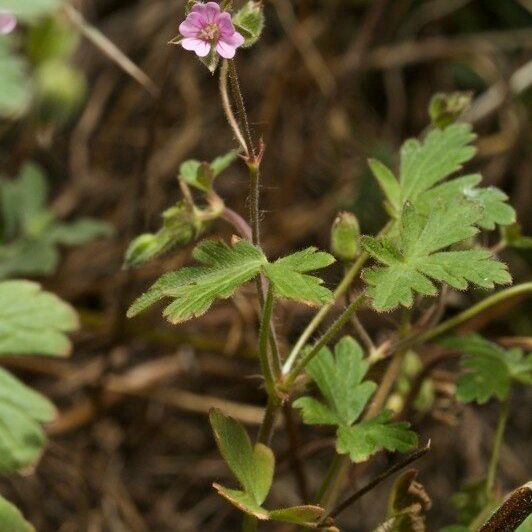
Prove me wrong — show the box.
[0,368,55,473]
[429,92,472,129]
[399,123,476,204]
[440,335,531,404]
[263,248,335,305]
[209,409,274,506]
[415,174,516,230]
[0,239,59,279]
[0,38,31,118]
[0,0,61,21]
[211,150,239,177]
[450,479,491,526]
[0,280,78,356]
[46,218,114,246]
[233,1,265,48]
[368,159,401,215]
[336,411,418,463]
[128,239,266,323]
[270,506,325,526]
[293,337,376,426]
[0,495,34,532]
[179,150,238,192]
[362,201,511,311]
[213,485,270,520]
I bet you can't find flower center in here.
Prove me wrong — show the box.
[200,22,220,43]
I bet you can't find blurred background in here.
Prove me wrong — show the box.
[0,0,531,530]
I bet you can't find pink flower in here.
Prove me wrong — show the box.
[0,10,16,35]
[179,2,245,59]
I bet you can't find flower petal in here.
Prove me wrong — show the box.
[192,2,221,23]
[221,31,245,48]
[216,40,237,59]
[181,37,211,57]
[215,12,235,34]
[179,13,204,37]
[0,11,16,35]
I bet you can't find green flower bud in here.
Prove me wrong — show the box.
[331,211,360,261]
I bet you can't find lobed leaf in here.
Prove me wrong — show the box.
[0,280,78,357]
[336,411,418,463]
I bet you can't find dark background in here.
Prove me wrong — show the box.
[1,0,531,530]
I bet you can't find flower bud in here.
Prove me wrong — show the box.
[429,92,472,129]
[331,212,360,261]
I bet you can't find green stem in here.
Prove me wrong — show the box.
[258,285,277,399]
[394,282,532,354]
[486,399,509,498]
[282,252,369,375]
[283,293,366,390]
[257,396,280,446]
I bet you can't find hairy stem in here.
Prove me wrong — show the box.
[258,286,277,398]
[283,293,367,390]
[486,399,509,497]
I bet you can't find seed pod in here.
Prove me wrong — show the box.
[331,212,360,261]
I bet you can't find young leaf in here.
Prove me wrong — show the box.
[46,218,114,246]
[263,248,335,306]
[269,506,326,527]
[179,150,238,192]
[209,408,274,506]
[293,337,376,426]
[336,411,418,463]
[440,335,532,404]
[128,239,266,322]
[0,280,78,357]
[0,368,55,473]
[232,1,265,48]
[368,159,401,215]
[362,201,511,311]
[399,123,476,204]
[0,495,34,532]
[415,174,516,230]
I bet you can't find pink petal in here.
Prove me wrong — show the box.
[191,2,220,23]
[221,31,245,48]
[179,13,204,38]
[0,11,16,35]
[215,12,235,34]
[181,37,211,57]
[216,40,237,59]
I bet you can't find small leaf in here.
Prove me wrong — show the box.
[368,159,401,215]
[211,149,239,177]
[294,337,376,426]
[0,280,78,357]
[128,239,266,322]
[209,408,274,506]
[0,38,31,118]
[233,1,265,48]
[336,411,418,463]
[264,248,335,305]
[213,484,270,520]
[270,505,325,526]
[0,495,34,532]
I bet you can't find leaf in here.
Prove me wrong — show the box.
[128,239,266,323]
[399,123,476,204]
[0,0,61,21]
[179,150,238,192]
[0,495,34,532]
[0,38,31,118]
[368,158,401,215]
[0,368,55,473]
[450,479,491,526]
[270,505,325,526]
[415,174,516,230]
[211,150,239,177]
[233,1,265,48]
[362,201,511,311]
[0,280,78,357]
[336,411,418,463]
[264,248,335,305]
[0,239,59,279]
[209,408,274,506]
[429,92,472,129]
[46,218,114,246]
[213,484,270,520]
[293,337,376,426]
[440,335,531,404]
